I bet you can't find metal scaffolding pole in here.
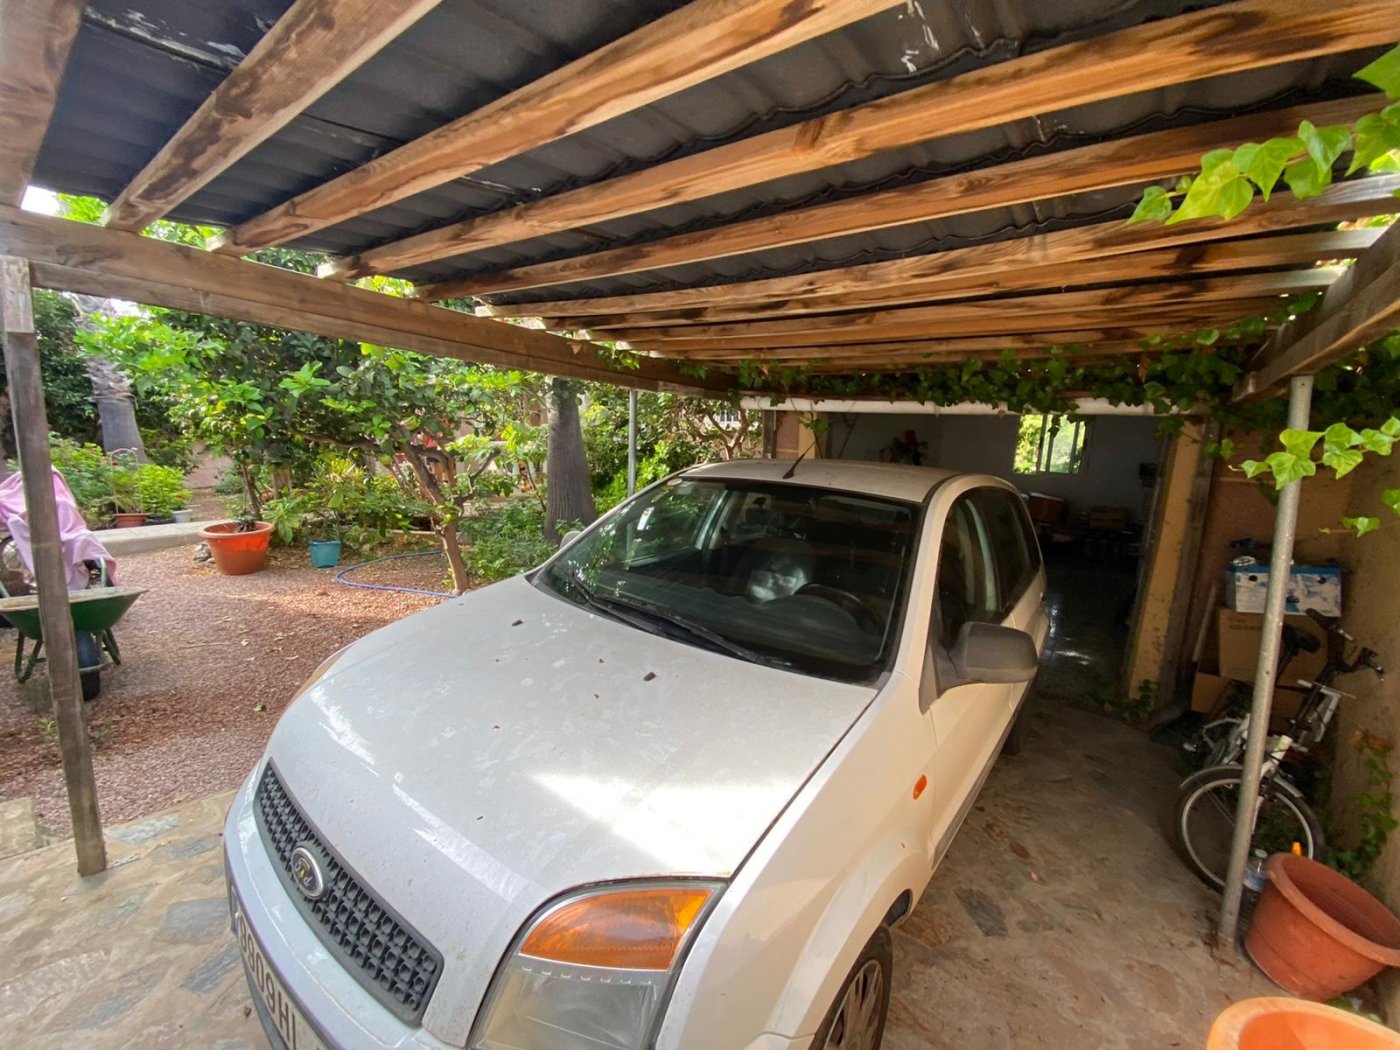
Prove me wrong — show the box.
[627,389,638,496]
[1,256,106,874]
[1216,373,1314,948]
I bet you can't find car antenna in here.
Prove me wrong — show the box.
[781,445,810,480]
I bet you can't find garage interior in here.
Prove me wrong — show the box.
[2,0,1400,1043]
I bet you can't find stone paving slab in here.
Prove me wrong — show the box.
[0,791,259,1050]
[0,798,41,860]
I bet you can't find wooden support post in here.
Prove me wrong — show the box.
[0,256,105,874]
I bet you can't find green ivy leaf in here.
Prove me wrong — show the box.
[1283,156,1330,199]
[1279,428,1323,458]
[1357,428,1396,455]
[1266,449,1317,488]
[1297,120,1352,173]
[1240,458,1270,480]
[1168,158,1253,223]
[1356,44,1400,99]
[1348,109,1400,174]
[1384,488,1400,518]
[1322,446,1364,478]
[1383,416,1400,438]
[1343,516,1381,537]
[1130,184,1174,224]
[1236,136,1302,199]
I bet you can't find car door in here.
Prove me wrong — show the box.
[918,487,1017,865]
[970,486,1048,714]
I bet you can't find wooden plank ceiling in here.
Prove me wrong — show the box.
[10,0,1400,388]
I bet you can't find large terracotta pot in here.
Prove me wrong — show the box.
[1245,853,1400,1000]
[199,521,273,576]
[1208,997,1400,1050]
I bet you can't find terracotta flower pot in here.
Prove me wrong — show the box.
[1208,996,1400,1050]
[1245,853,1400,1001]
[199,521,274,576]
[113,512,149,528]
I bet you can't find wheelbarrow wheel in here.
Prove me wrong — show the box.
[75,632,102,701]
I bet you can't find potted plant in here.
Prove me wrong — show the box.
[199,514,274,575]
[1244,853,1400,1001]
[109,469,146,527]
[135,464,191,524]
[308,514,342,569]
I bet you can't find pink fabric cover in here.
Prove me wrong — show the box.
[0,468,116,590]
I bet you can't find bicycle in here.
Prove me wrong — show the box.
[1172,609,1384,891]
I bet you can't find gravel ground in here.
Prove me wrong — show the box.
[0,545,450,839]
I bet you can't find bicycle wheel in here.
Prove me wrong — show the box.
[1173,764,1323,891]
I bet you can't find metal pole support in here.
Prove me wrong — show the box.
[1216,373,1313,949]
[627,389,638,496]
[0,256,106,875]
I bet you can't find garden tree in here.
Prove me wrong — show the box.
[0,289,98,478]
[544,378,597,541]
[581,388,759,502]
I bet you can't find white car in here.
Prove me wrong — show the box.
[225,458,1046,1050]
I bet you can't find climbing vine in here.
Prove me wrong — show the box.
[1130,44,1400,225]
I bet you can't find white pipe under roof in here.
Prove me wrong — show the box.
[739,397,1177,416]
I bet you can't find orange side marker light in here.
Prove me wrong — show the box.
[912,775,927,800]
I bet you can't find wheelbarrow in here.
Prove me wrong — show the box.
[0,584,145,700]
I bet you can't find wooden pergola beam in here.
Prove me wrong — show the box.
[431,97,1384,300]
[623,301,1283,352]
[0,0,86,205]
[1,256,106,875]
[215,0,904,254]
[0,206,726,394]
[480,176,1400,319]
[339,0,1400,280]
[1238,220,1400,398]
[541,232,1375,330]
[102,0,445,231]
[676,334,1240,362]
[606,270,1336,343]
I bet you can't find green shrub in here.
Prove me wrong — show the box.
[47,436,112,521]
[134,463,190,516]
[460,500,556,583]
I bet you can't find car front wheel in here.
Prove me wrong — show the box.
[810,926,892,1050]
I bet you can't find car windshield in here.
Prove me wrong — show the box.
[535,477,919,683]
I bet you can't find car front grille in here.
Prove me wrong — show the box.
[254,764,442,1022]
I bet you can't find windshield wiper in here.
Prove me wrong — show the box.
[586,590,784,667]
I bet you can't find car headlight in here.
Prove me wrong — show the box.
[470,880,723,1050]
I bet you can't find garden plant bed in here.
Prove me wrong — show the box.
[0,546,449,839]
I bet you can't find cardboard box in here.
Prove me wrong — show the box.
[1226,563,1342,616]
[1216,609,1328,685]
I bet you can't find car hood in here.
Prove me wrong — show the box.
[262,574,876,1037]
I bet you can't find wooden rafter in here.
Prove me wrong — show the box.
[0,0,85,205]
[431,97,1385,300]
[606,270,1337,343]
[335,0,1400,280]
[0,206,725,394]
[479,177,1400,319]
[1239,220,1400,398]
[677,333,1250,362]
[102,0,445,231]
[622,301,1286,352]
[214,0,905,254]
[537,230,1377,330]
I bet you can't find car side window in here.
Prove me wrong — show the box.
[934,496,1001,650]
[972,487,1042,613]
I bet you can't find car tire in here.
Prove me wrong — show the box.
[1001,683,1036,757]
[809,925,892,1050]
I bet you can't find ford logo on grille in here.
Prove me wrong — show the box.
[289,844,325,901]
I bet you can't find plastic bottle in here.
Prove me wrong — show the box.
[1241,849,1270,927]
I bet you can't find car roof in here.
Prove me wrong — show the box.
[682,459,961,503]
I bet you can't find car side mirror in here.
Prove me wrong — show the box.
[558,529,582,549]
[950,622,1040,685]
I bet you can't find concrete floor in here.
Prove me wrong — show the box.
[0,704,1274,1050]
[0,555,1278,1048]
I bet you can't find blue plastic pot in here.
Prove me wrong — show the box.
[309,540,342,569]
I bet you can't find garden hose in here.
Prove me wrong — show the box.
[332,550,456,599]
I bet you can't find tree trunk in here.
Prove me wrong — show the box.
[87,357,147,460]
[402,443,471,594]
[544,377,596,542]
[237,458,262,519]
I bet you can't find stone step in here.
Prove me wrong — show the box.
[99,520,210,558]
[0,796,42,859]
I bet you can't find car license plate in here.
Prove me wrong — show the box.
[236,908,330,1050]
